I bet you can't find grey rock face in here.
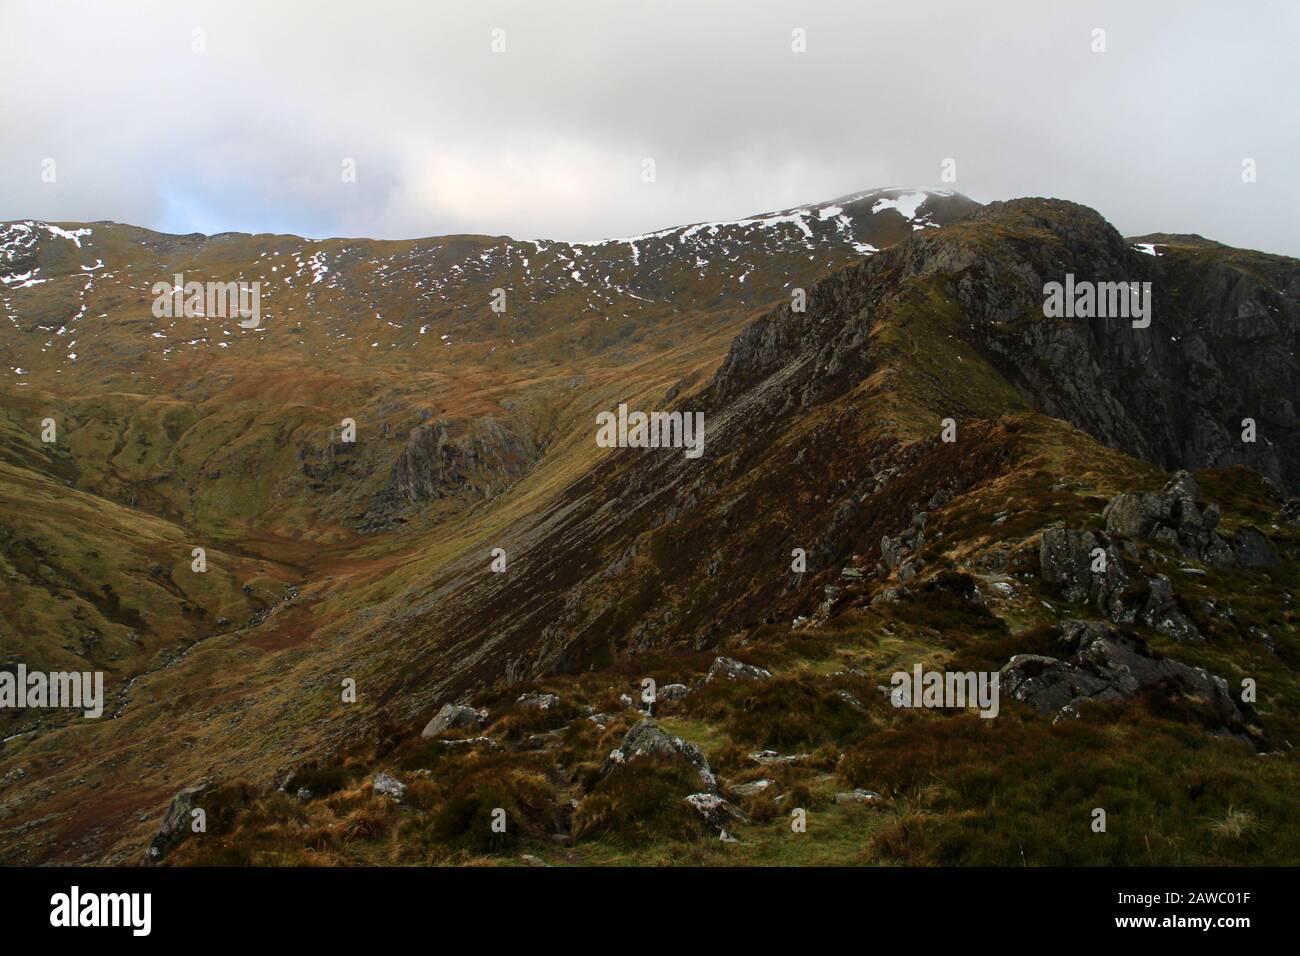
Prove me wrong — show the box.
[373,416,538,522]
[146,779,213,862]
[1039,528,1129,620]
[421,703,489,738]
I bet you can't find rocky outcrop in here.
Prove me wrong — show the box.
[1039,528,1129,620]
[1000,620,1253,737]
[658,683,690,702]
[377,416,538,510]
[600,719,717,791]
[1103,471,1277,567]
[1140,575,1201,643]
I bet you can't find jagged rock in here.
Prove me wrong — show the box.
[1000,619,1249,733]
[1102,472,1269,568]
[372,772,407,802]
[835,789,881,804]
[587,713,614,727]
[1141,575,1202,642]
[1280,500,1300,524]
[684,792,747,831]
[600,719,716,790]
[880,535,907,570]
[929,489,953,509]
[897,555,925,582]
[420,703,488,738]
[658,683,690,702]
[1039,528,1129,620]
[146,779,213,862]
[706,656,771,683]
[296,788,315,803]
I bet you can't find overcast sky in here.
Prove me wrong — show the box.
[1,0,1296,254]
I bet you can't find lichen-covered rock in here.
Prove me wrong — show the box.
[600,719,716,791]
[1102,471,1274,569]
[1141,575,1202,642]
[684,792,747,831]
[372,772,407,802]
[731,779,775,798]
[835,789,881,804]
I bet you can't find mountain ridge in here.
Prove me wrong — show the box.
[0,189,1296,867]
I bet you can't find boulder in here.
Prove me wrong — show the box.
[146,779,213,862]
[880,534,907,570]
[731,779,775,798]
[1102,471,1269,568]
[372,772,407,802]
[1141,575,1202,642]
[421,703,488,738]
[748,750,810,766]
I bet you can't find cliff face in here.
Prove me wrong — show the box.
[711,199,1297,493]
[961,201,1297,492]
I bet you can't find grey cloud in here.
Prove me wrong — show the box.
[0,0,1296,254]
